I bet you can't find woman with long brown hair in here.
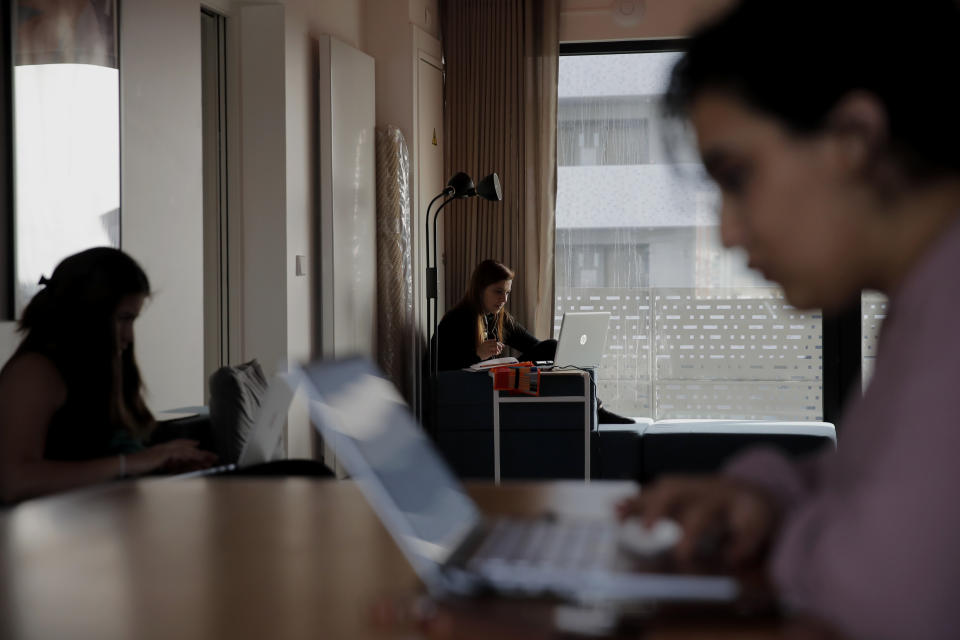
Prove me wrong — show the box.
[0,248,216,503]
[434,260,551,371]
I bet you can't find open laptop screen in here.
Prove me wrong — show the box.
[555,311,610,368]
[300,358,481,573]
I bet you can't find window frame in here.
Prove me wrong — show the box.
[2,2,13,321]
[557,39,861,426]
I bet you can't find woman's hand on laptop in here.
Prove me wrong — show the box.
[126,439,218,476]
[617,475,780,568]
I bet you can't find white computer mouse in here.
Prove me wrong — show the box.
[617,518,682,557]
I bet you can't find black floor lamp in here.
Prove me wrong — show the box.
[424,171,503,381]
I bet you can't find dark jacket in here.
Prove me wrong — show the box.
[435,303,539,371]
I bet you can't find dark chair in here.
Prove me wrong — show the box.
[637,420,836,483]
[219,459,334,477]
[208,359,269,464]
[432,369,601,480]
[593,420,651,480]
[151,409,216,452]
[154,360,334,478]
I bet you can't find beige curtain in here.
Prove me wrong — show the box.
[440,0,559,337]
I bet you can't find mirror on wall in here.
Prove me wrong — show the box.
[12,0,119,313]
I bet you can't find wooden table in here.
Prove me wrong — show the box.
[0,478,801,639]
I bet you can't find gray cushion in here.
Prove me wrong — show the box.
[208,359,268,464]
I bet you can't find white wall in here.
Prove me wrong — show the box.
[317,37,377,361]
[121,0,205,411]
[129,0,365,423]
[204,0,366,456]
[121,0,363,414]
[283,1,365,456]
[281,3,315,457]
[238,5,288,382]
[278,3,366,383]
[364,2,414,143]
[363,3,442,352]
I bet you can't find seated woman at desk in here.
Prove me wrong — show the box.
[436,259,632,424]
[0,248,216,503]
[435,259,552,371]
[612,1,960,638]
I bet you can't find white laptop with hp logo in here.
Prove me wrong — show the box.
[554,311,611,368]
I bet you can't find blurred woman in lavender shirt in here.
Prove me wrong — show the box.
[619,1,960,638]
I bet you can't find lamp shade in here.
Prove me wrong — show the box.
[476,172,502,201]
[446,172,476,198]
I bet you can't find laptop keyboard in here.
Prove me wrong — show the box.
[468,517,617,575]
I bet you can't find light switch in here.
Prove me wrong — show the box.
[295,255,307,276]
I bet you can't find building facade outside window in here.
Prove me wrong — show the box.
[555,50,827,421]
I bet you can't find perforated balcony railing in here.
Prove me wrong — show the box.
[554,287,823,420]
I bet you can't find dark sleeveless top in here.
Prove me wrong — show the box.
[43,388,147,460]
[8,347,143,461]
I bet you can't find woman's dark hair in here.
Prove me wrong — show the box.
[17,247,154,443]
[460,259,515,348]
[666,0,960,179]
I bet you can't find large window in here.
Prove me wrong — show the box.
[12,1,120,314]
[555,47,824,421]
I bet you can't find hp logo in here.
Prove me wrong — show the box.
[579,334,588,345]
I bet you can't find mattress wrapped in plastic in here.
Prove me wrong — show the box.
[375,125,417,406]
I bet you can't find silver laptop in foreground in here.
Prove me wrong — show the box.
[553,311,611,368]
[296,357,738,604]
